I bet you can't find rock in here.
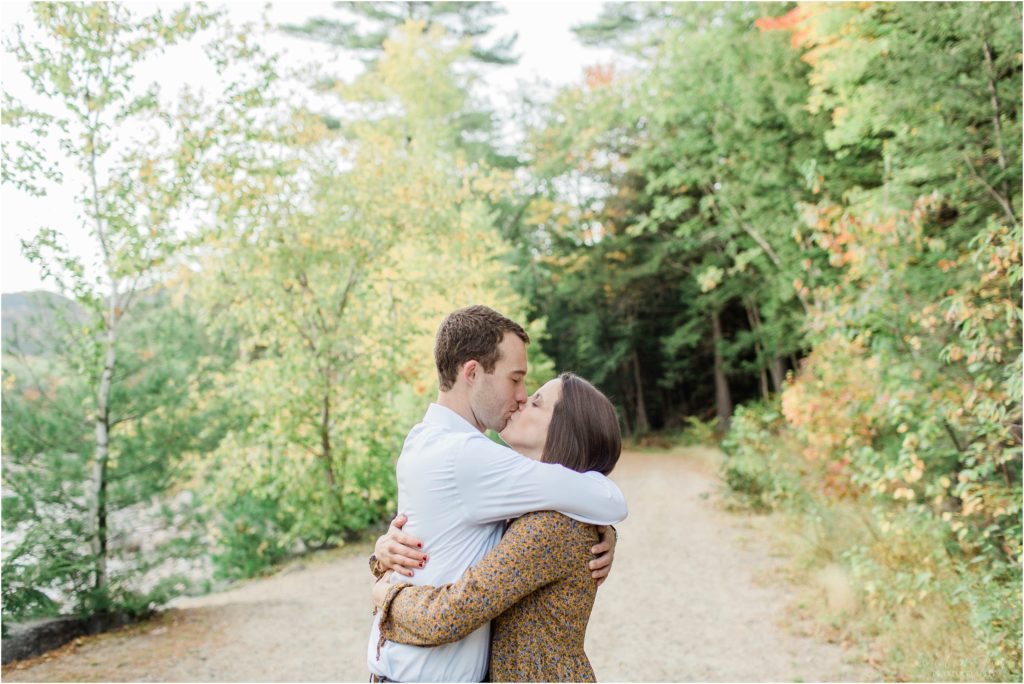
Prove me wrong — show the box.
[1,612,147,665]
[2,617,86,664]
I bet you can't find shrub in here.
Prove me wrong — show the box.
[211,492,295,581]
[721,399,807,512]
[722,200,1021,680]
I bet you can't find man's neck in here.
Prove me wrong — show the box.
[436,391,486,433]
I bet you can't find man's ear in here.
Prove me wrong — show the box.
[461,360,479,386]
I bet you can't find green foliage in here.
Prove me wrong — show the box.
[185,20,544,579]
[675,415,720,448]
[2,2,238,622]
[768,199,1022,678]
[652,3,1021,678]
[524,3,837,434]
[556,0,1020,569]
[1,293,235,622]
[282,2,518,66]
[2,5,1019,677]
[211,492,295,581]
[724,400,1021,681]
[284,5,519,173]
[720,400,806,512]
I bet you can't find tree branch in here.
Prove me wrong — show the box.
[709,183,812,315]
[981,41,1009,176]
[961,152,1018,227]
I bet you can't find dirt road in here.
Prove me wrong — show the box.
[3,448,876,682]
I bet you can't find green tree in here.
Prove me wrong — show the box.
[1,290,237,621]
[282,2,518,66]
[1,2,230,619]
[524,3,835,432]
[719,3,1021,677]
[191,22,541,575]
[284,2,522,216]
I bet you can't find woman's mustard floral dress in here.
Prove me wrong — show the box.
[376,510,601,682]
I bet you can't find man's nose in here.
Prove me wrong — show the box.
[515,386,528,406]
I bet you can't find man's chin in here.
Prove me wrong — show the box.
[496,423,512,442]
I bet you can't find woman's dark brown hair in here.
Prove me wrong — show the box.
[541,372,621,476]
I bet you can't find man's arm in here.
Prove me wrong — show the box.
[590,525,617,586]
[454,435,628,525]
[373,438,626,580]
[373,515,618,582]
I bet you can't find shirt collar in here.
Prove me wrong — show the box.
[423,403,481,435]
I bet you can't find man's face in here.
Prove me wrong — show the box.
[469,332,528,432]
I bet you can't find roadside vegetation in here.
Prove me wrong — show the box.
[3,4,1019,679]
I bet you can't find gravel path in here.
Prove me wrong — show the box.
[2,448,877,682]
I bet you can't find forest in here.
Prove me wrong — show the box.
[1,2,1020,680]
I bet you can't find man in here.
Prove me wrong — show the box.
[367,305,626,682]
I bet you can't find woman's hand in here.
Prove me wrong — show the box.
[374,514,428,578]
[589,525,617,586]
[373,570,394,609]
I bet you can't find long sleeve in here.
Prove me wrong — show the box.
[454,434,628,525]
[378,511,579,647]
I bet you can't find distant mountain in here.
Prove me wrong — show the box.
[1,291,86,357]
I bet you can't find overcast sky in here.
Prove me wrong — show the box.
[1,1,616,295]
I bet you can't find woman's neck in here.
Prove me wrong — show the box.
[513,445,543,461]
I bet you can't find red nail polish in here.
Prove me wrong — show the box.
[419,561,424,567]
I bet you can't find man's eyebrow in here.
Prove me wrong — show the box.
[510,369,527,377]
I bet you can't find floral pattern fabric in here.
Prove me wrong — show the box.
[377,510,601,682]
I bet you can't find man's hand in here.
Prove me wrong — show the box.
[589,525,617,586]
[374,514,427,578]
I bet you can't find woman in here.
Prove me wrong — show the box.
[373,372,622,682]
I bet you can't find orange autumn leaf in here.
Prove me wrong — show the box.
[754,6,813,48]
[584,64,615,90]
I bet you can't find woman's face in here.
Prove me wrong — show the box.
[499,377,562,459]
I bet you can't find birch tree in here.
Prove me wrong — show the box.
[2,2,216,611]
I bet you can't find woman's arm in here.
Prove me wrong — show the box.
[376,511,579,646]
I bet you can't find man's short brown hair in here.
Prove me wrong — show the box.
[434,305,530,392]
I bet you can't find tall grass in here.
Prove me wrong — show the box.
[721,401,1022,682]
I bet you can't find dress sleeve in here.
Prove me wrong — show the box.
[454,434,628,525]
[378,512,578,647]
